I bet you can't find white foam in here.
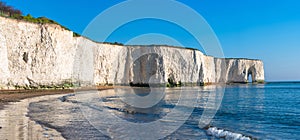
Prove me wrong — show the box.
[207,127,251,140]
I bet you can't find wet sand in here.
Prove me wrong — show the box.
[0,94,68,139]
[0,86,113,110]
[0,86,113,139]
[0,89,74,110]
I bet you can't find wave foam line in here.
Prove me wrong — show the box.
[206,127,252,140]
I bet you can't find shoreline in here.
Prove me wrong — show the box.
[0,83,263,110]
[0,86,113,110]
[0,94,69,139]
[0,86,113,139]
[0,89,74,110]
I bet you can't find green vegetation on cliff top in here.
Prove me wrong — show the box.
[0,1,80,37]
[0,1,200,49]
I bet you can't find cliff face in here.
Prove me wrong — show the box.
[0,17,264,88]
[0,17,76,88]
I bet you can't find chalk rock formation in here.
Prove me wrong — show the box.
[0,17,75,88]
[0,17,264,88]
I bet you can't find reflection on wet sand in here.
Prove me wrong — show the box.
[0,85,225,139]
[0,95,66,140]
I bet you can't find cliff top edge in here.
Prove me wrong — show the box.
[0,16,262,61]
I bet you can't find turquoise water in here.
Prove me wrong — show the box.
[211,82,300,139]
[28,82,300,139]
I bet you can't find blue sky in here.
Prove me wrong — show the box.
[4,0,300,81]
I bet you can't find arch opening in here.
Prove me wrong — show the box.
[247,72,253,83]
[247,66,256,83]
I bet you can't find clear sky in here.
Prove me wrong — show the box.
[3,0,300,81]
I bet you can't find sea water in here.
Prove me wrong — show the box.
[28,82,300,139]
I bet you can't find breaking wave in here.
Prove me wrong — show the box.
[206,127,252,140]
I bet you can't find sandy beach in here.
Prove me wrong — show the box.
[0,89,74,110]
[0,87,112,139]
[0,94,68,139]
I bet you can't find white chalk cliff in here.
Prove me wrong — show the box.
[0,17,264,88]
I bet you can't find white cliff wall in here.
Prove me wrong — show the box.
[0,17,265,88]
[0,17,76,88]
[74,37,128,85]
[0,32,9,85]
